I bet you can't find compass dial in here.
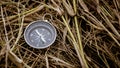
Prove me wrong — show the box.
[24,20,57,49]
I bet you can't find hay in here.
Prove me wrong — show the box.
[0,0,120,68]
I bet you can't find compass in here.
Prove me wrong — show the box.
[24,20,57,49]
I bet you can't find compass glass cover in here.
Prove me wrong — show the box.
[24,20,57,49]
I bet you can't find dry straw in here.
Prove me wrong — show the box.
[0,0,120,68]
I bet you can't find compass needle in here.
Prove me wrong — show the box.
[35,29,41,36]
[41,37,46,43]
[35,29,46,43]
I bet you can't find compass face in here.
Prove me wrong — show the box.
[24,20,57,49]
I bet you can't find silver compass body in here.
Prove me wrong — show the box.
[24,20,57,49]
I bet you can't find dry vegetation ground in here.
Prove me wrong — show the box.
[0,0,120,68]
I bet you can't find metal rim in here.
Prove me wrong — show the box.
[24,20,57,49]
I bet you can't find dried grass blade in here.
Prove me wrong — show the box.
[78,0,89,12]
[48,55,74,67]
[62,0,75,16]
[100,7,120,38]
[11,10,24,51]
[99,21,120,46]
[113,9,120,26]
[8,51,31,68]
[0,5,45,23]
[45,55,49,68]
[81,16,103,30]
[113,0,120,11]
[1,6,9,68]
[75,16,88,68]
[82,11,102,29]
[73,0,88,67]
[44,4,63,16]
[61,16,86,68]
